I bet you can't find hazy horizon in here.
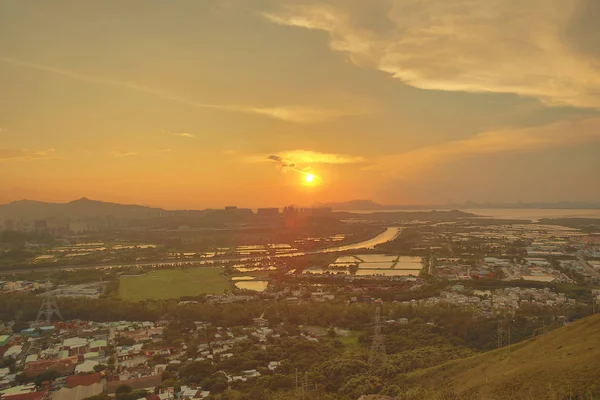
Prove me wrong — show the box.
[3,196,600,212]
[2,0,599,209]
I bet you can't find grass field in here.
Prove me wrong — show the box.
[118,267,231,301]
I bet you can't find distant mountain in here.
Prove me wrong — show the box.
[0,198,166,220]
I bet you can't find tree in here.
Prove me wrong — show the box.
[247,387,266,400]
[179,361,215,384]
[115,385,133,395]
[268,374,294,391]
[93,364,108,373]
[116,336,135,347]
[34,370,61,385]
[12,321,29,333]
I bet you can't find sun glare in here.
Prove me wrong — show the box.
[305,173,315,183]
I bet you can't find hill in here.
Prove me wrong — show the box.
[0,198,166,220]
[399,314,600,399]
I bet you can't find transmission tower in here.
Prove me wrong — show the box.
[368,305,387,365]
[36,281,63,324]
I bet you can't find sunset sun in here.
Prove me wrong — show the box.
[304,173,315,183]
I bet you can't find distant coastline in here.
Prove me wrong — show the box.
[337,208,600,221]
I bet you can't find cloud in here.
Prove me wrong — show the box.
[0,147,56,162]
[278,150,366,164]
[243,149,366,177]
[247,150,366,165]
[264,0,600,108]
[163,130,195,138]
[0,56,354,123]
[111,151,139,157]
[240,106,358,124]
[367,117,600,178]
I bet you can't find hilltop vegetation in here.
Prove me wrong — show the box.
[396,314,600,399]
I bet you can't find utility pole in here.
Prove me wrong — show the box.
[507,322,511,354]
[497,320,503,349]
[542,318,545,334]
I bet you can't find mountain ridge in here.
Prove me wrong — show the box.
[0,197,165,220]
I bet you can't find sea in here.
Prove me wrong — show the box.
[339,208,600,222]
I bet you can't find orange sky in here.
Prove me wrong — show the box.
[1,0,599,209]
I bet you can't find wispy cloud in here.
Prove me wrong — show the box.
[0,56,354,123]
[367,117,600,178]
[264,0,600,108]
[246,150,367,165]
[239,106,358,124]
[0,147,56,162]
[111,151,139,158]
[163,130,195,138]
[278,150,366,164]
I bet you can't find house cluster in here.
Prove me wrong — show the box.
[0,314,298,400]
[497,259,575,283]
[0,281,51,294]
[0,320,174,400]
[406,286,575,315]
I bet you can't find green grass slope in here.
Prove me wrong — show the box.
[400,314,600,399]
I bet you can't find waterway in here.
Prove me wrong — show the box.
[320,227,401,253]
[1,227,403,274]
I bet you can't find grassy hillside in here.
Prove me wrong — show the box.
[399,314,600,399]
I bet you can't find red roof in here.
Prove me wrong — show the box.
[24,356,78,372]
[66,373,101,388]
[2,391,46,400]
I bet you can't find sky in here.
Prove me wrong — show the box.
[1,0,599,209]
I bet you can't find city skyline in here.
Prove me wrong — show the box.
[1,0,599,209]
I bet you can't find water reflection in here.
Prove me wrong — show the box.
[321,227,401,252]
[234,280,269,292]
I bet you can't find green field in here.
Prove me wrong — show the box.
[118,268,231,301]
